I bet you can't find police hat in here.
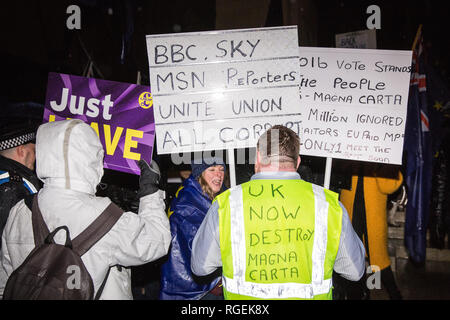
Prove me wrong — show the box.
[0,117,41,151]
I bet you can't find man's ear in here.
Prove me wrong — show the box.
[296,156,301,170]
[15,145,25,159]
[254,150,261,173]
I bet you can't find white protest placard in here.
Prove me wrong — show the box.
[146,26,301,154]
[298,47,412,165]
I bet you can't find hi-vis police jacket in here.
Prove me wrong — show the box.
[0,120,171,299]
[191,171,366,300]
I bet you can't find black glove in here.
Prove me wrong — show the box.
[137,159,161,198]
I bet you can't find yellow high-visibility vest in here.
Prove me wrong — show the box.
[216,179,343,300]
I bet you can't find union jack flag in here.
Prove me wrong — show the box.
[403,28,433,265]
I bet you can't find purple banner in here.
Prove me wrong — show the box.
[43,72,155,175]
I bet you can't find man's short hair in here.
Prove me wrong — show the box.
[257,125,300,166]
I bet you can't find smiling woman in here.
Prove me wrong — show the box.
[160,156,227,300]
[198,165,225,200]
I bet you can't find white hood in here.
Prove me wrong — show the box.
[36,119,104,195]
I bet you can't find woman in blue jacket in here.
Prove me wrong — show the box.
[160,157,226,300]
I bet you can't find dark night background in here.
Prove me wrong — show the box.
[1,0,449,192]
[0,0,448,105]
[0,0,450,302]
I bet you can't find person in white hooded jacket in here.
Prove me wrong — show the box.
[0,119,171,299]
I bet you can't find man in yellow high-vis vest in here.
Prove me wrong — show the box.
[191,125,365,300]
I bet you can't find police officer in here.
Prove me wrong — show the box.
[191,125,366,300]
[0,117,41,245]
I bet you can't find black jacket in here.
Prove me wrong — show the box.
[0,155,40,246]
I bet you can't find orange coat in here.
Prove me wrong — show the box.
[340,166,403,271]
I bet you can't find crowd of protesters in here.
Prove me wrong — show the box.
[1,109,404,301]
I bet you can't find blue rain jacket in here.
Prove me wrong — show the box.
[159,175,221,300]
